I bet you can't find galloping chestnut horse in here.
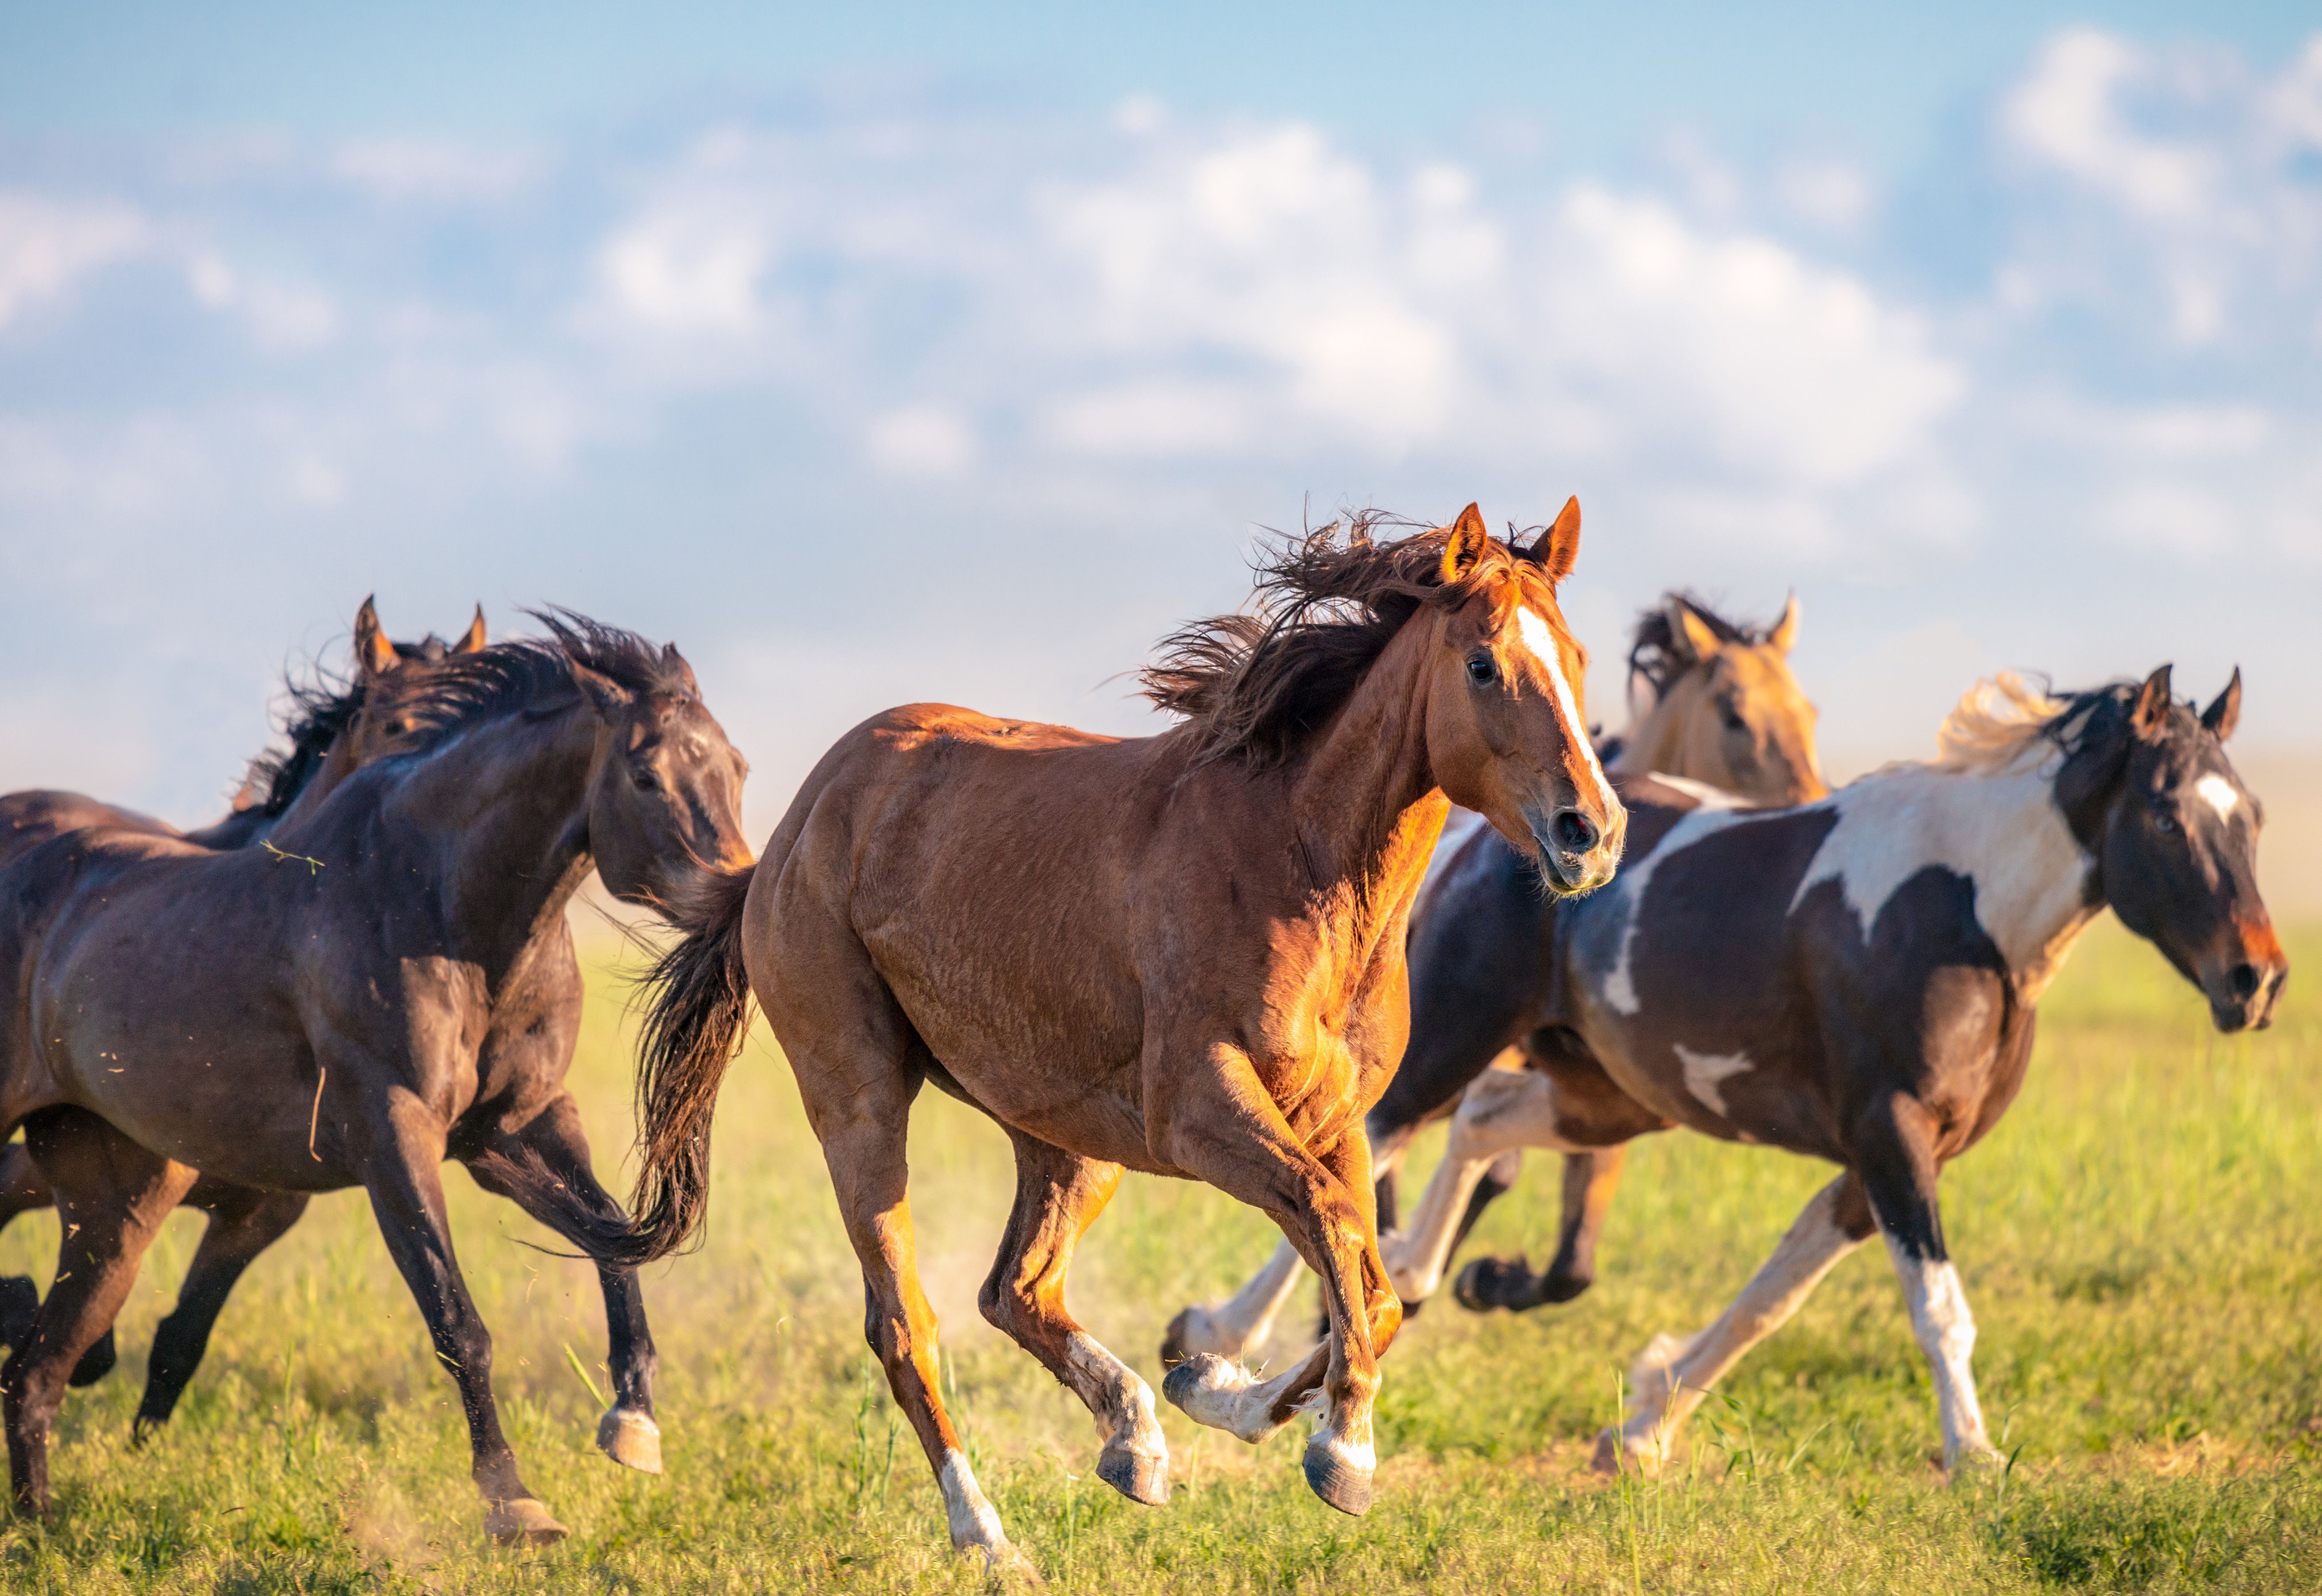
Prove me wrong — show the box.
[1165,590,1827,1364]
[0,599,486,1399]
[0,616,750,1541]
[586,505,1622,1575]
[1366,669,2282,1474]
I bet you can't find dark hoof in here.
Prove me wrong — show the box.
[0,1277,35,1348]
[1158,1308,1193,1369]
[1454,1255,1542,1313]
[1301,1439,1372,1516]
[67,1329,116,1388]
[131,1412,167,1449]
[1096,1444,1170,1505]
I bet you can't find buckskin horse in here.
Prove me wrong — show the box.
[1165,590,1828,1365]
[0,599,484,1400]
[1353,668,2283,1475]
[0,615,751,1542]
[583,503,1622,1576]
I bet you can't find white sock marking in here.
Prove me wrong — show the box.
[938,1449,1009,1552]
[1883,1239,1993,1467]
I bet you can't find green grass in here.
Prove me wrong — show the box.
[0,917,2315,1593]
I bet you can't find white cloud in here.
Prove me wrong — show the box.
[332,138,543,203]
[868,405,975,475]
[0,193,146,327]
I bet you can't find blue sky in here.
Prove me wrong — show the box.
[2,4,2318,830]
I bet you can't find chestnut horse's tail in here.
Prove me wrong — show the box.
[596,862,758,1267]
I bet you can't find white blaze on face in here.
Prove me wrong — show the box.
[2196,774,2239,821]
[1512,604,1616,814]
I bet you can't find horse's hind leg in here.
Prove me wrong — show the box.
[0,1143,55,1355]
[465,1095,663,1474]
[2,1110,195,1514]
[1456,1147,1626,1313]
[360,1088,562,1546]
[981,1130,1168,1506]
[134,1183,310,1441]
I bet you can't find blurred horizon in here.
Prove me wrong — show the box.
[2,3,2318,903]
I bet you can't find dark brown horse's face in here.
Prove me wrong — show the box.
[1424,502,1626,895]
[581,671,753,907]
[2101,668,2285,1032]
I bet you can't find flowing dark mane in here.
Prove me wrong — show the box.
[366,609,696,755]
[1140,511,1540,768]
[1626,593,1770,700]
[245,675,367,818]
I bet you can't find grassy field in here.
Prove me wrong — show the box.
[0,916,2313,1593]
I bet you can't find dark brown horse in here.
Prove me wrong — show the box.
[1352,668,2283,1474]
[1165,592,1830,1361]
[0,616,751,1541]
[0,599,486,1407]
[579,504,1623,1577]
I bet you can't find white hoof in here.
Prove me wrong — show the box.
[597,1405,663,1474]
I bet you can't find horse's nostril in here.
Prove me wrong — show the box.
[2228,962,2263,1000]
[1551,809,1598,855]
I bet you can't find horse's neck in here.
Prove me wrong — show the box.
[387,706,600,963]
[1820,754,2098,995]
[1286,621,1449,950]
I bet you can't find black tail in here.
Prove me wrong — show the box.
[588,862,758,1267]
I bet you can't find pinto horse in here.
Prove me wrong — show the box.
[1164,590,1828,1363]
[584,505,1622,1576]
[1368,668,2283,1474]
[0,598,486,1404]
[0,616,750,1541]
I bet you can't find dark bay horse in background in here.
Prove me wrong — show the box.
[583,504,1624,1577]
[0,599,485,1410]
[0,616,751,1542]
[1165,590,1828,1363]
[1371,668,2282,1474]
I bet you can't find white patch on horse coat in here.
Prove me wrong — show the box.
[1673,1045,1753,1116]
[1384,1067,1579,1301]
[1640,772,1746,809]
[938,1448,1009,1553]
[1790,754,2093,985]
[1881,1239,1995,1467]
[1065,1330,1168,1460]
[2196,774,2238,821]
[1514,605,1615,813]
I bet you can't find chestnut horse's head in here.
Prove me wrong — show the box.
[2069,666,2286,1033]
[1616,594,1825,804]
[1423,500,1625,894]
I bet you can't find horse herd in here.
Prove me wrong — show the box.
[0,502,2285,1578]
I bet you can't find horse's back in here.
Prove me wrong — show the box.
[0,791,176,871]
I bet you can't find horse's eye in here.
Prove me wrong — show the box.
[1466,654,1498,686]
[2153,808,2178,835]
[631,767,663,793]
[1719,704,1746,732]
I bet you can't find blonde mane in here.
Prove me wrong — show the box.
[1929,672,2071,774]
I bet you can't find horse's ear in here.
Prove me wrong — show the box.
[662,641,702,696]
[2201,667,2242,742]
[353,596,399,679]
[2131,664,2174,742]
[570,659,634,717]
[1525,496,1582,584]
[1441,503,1492,582]
[454,605,487,654]
[1672,600,1721,662]
[1768,593,1801,655]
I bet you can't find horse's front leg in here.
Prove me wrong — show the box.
[1156,1043,1397,1517]
[136,1183,311,1439]
[1856,1095,2002,1476]
[359,1085,563,1545]
[465,1094,662,1474]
